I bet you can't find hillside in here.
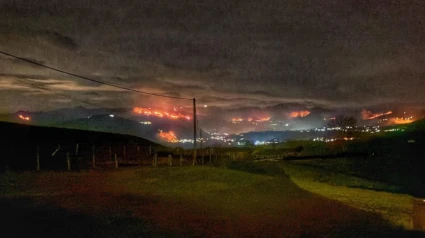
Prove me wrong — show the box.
[0,107,195,145]
[54,114,194,144]
[0,121,161,171]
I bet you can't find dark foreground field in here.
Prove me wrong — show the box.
[1,166,423,237]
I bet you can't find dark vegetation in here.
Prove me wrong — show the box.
[0,121,161,171]
[251,130,425,197]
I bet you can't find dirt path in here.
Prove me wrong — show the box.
[1,168,422,237]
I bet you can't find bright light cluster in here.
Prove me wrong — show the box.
[254,140,279,145]
[18,115,30,121]
[312,137,355,142]
[231,117,271,123]
[134,107,191,120]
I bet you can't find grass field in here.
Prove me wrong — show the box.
[283,160,414,229]
[1,166,423,237]
[282,159,406,193]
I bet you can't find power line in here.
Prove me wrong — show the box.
[0,50,192,100]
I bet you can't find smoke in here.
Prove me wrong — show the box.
[361,109,392,120]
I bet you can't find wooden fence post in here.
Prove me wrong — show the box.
[92,145,96,169]
[75,143,79,156]
[36,145,40,171]
[180,154,183,167]
[109,145,112,159]
[67,152,71,171]
[114,153,118,169]
[152,153,158,167]
[123,145,126,159]
[168,154,172,167]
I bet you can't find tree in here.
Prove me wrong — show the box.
[327,115,357,151]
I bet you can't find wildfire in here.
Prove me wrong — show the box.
[390,117,414,125]
[231,118,244,123]
[257,117,271,122]
[158,130,178,143]
[133,107,191,120]
[18,115,30,121]
[290,111,310,118]
[362,109,393,120]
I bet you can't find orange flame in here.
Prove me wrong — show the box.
[134,107,191,120]
[290,111,310,118]
[231,118,244,122]
[362,109,392,120]
[158,130,178,142]
[389,117,414,125]
[18,115,30,121]
[256,117,270,122]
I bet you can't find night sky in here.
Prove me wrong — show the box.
[1,0,425,113]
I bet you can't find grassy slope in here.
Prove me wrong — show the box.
[1,167,422,237]
[283,161,413,229]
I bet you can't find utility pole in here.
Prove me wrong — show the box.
[192,98,197,166]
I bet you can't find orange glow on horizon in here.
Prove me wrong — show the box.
[134,107,191,120]
[158,130,178,142]
[256,117,271,122]
[231,116,270,123]
[231,118,244,122]
[390,117,414,125]
[290,111,310,118]
[18,115,30,121]
[362,109,393,120]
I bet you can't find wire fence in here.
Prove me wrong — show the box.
[0,139,241,171]
[0,50,210,171]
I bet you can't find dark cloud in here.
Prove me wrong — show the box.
[83,92,100,96]
[37,31,79,50]
[0,73,48,80]
[0,0,424,113]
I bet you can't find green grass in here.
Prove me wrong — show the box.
[284,159,405,193]
[107,167,294,215]
[282,161,414,229]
